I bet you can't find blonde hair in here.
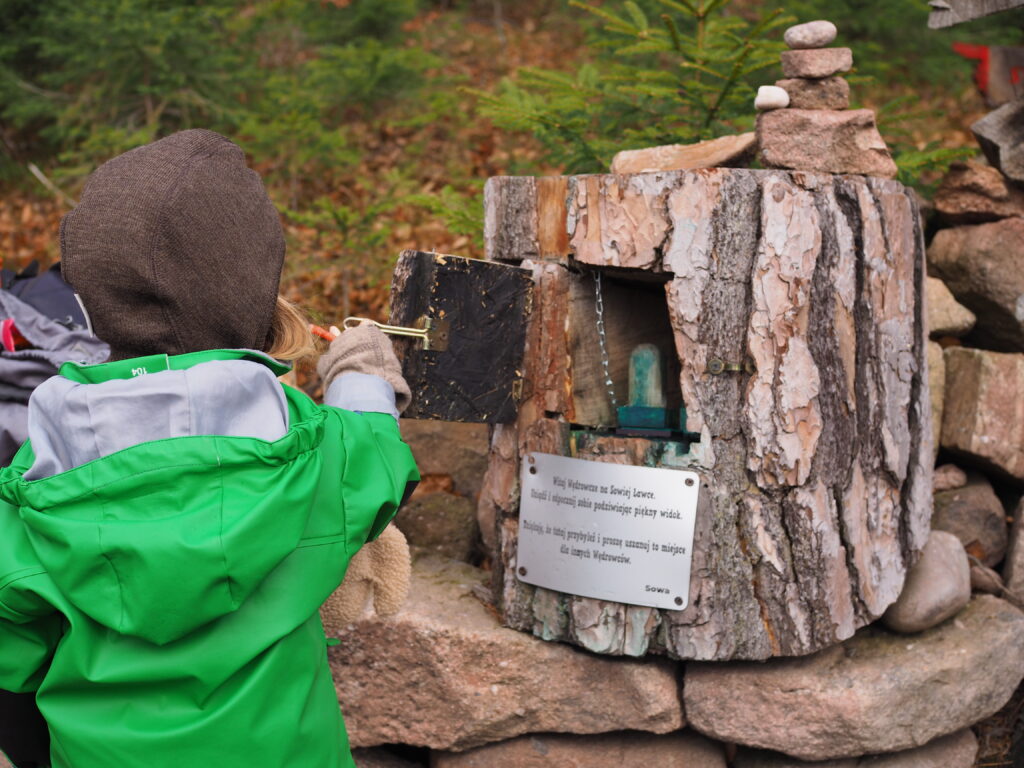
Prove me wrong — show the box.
[265,295,319,361]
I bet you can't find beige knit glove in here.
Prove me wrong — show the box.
[320,525,412,633]
[316,324,412,414]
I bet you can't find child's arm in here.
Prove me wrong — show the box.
[0,563,60,695]
[0,477,60,695]
[316,323,411,421]
[0,609,60,694]
[318,420,417,630]
[316,323,418,543]
[315,326,420,628]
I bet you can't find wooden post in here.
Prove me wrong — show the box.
[480,168,932,661]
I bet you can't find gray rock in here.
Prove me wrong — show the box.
[757,109,897,178]
[784,20,838,50]
[932,471,1008,567]
[934,160,1024,224]
[1004,497,1024,603]
[933,463,967,492]
[928,218,1024,351]
[972,99,1024,184]
[352,748,420,768]
[399,419,489,500]
[780,48,853,79]
[684,596,1024,760]
[734,729,977,767]
[925,277,975,338]
[755,85,790,110]
[394,491,478,562]
[775,77,850,110]
[941,348,1024,480]
[432,731,726,767]
[927,342,944,462]
[331,555,683,751]
[881,530,970,633]
[971,563,1005,595]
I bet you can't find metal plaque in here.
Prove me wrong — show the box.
[515,452,699,611]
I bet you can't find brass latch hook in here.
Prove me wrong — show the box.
[342,316,451,352]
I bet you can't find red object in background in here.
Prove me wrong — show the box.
[954,42,991,94]
[953,42,1024,106]
[1,318,32,352]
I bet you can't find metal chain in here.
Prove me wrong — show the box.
[593,271,617,408]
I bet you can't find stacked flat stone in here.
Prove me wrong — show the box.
[776,20,849,109]
[756,20,898,179]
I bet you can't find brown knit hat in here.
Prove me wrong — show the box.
[60,129,285,360]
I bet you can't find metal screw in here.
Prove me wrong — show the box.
[529,466,537,475]
[518,566,528,577]
[674,596,683,606]
[685,477,695,487]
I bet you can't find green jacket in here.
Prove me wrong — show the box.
[0,350,418,767]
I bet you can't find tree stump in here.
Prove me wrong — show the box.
[479,169,933,661]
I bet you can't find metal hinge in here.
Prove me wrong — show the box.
[706,357,756,376]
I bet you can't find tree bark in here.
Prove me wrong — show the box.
[480,168,932,661]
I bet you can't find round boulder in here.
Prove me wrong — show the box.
[881,530,970,634]
[685,595,1024,761]
[932,472,1008,567]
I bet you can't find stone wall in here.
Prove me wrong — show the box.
[327,160,1024,767]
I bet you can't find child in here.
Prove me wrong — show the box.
[0,130,419,768]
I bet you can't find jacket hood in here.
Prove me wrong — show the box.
[0,350,329,645]
[59,129,285,361]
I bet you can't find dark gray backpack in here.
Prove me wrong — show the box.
[0,262,107,768]
[0,262,108,465]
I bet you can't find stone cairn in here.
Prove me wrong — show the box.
[755,20,897,179]
[321,20,1024,768]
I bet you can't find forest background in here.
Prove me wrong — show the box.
[1,0,1022,365]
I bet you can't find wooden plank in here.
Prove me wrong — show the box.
[389,250,533,423]
[536,176,570,259]
[928,0,1024,27]
[483,177,538,263]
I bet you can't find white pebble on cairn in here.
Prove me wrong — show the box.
[755,85,790,111]
[784,20,838,49]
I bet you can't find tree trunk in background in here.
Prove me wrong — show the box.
[480,169,933,661]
